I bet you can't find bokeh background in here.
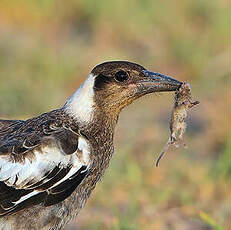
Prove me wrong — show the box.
[0,0,231,229]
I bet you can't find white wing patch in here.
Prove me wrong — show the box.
[50,137,90,189]
[0,137,91,206]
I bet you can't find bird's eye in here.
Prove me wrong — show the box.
[114,70,128,82]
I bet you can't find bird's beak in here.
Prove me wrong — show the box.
[136,70,182,94]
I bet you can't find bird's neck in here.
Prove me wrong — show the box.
[63,74,95,124]
[58,105,117,230]
[63,73,120,126]
[63,72,118,166]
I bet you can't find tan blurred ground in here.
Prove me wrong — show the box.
[0,0,231,229]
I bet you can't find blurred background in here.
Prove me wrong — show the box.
[0,0,231,229]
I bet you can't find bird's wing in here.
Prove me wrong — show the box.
[0,119,24,139]
[0,119,23,130]
[0,113,91,216]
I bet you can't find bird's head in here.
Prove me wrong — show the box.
[92,61,182,112]
[64,61,182,123]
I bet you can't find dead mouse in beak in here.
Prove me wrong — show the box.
[156,82,200,167]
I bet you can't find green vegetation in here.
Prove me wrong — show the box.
[0,0,231,229]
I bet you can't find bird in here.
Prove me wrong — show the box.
[0,61,182,230]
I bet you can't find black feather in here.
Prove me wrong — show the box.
[25,165,61,189]
[36,167,71,190]
[94,74,113,91]
[44,167,88,206]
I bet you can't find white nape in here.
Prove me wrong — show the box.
[63,73,95,123]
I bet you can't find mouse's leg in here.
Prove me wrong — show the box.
[178,125,187,148]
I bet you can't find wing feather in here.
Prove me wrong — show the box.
[0,110,91,216]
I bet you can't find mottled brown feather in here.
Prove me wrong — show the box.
[0,109,90,216]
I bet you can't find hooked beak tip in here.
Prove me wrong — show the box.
[141,70,182,92]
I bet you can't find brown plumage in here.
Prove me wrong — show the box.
[0,61,182,230]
